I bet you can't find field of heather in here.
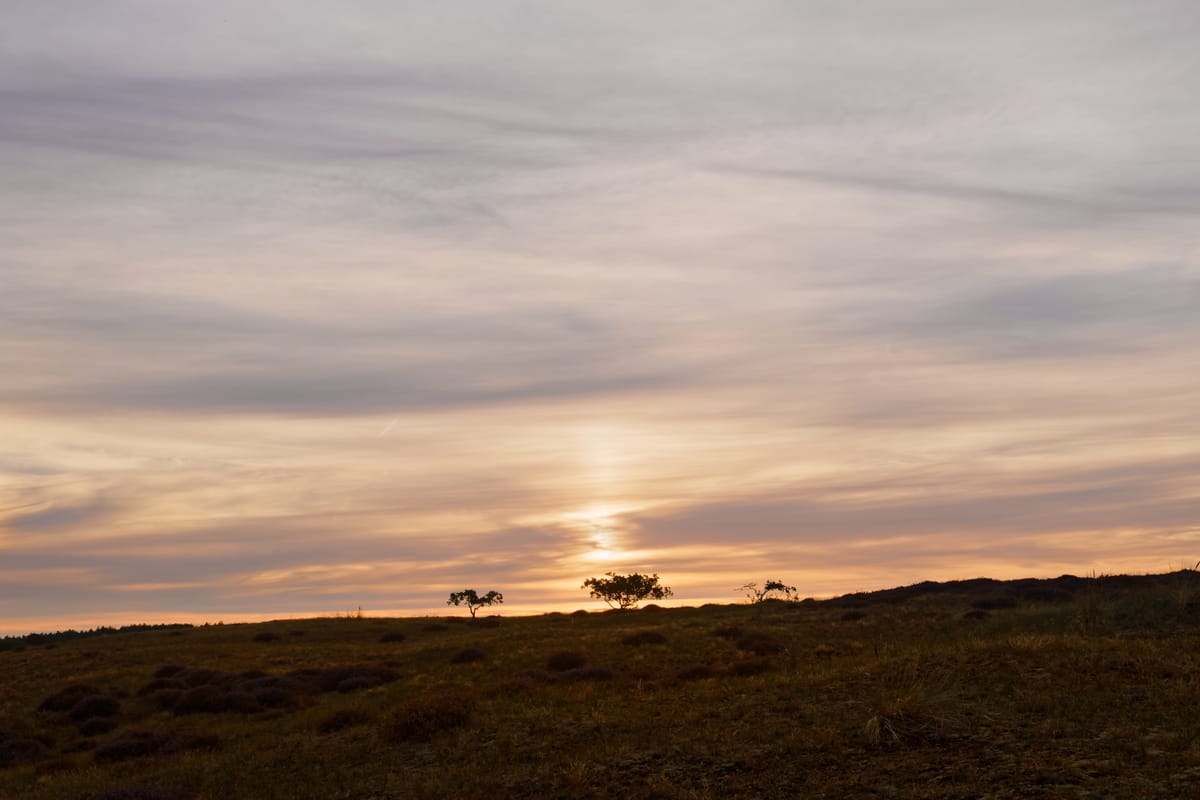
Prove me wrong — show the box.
[4,572,1200,800]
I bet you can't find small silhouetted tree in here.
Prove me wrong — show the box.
[740,579,797,604]
[447,589,504,619]
[582,572,672,610]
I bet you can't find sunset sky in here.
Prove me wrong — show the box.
[3,2,1198,635]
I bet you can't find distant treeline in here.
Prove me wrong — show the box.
[0,623,194,652]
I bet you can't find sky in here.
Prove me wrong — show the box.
[2,1,1199,635]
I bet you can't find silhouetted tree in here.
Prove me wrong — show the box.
[740,579,797,604]
[446,589,504,619]
[582,572,672,610]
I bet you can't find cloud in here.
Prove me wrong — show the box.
[3,498,117,533]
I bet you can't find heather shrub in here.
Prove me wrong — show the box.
[336,677,376,694]
[39,684,104,712]
[147,690,183,710]
[317,708,373,735]
[972,597,1017,611]
[674,664,716,682]
[735,632,787,655]
[557,667,614,683]
[94,730,163,763]
[546,651,587,671]
[0,728,49,768]
[172,686,227,715]
[727,658,772,677]
[504,669,557,691]
[385,685,476,742]
[92,787,194,800]
[223,692,262,714]
[379,631,407,643]
[316,665,397,693]
[450,646,487,664]
[67,693,120,722]
[253,687,293,708]
[79,716,119,737]
[1016,586,1073,604]
[158,730,219,755]
[137,679,186,696]
[621,630,667,646]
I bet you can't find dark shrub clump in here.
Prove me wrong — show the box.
[675,664,716,682]
[223,692,262,714]
[92,787,195,800]
[379,631,407,643]
[79,717,119,737]
[727,658,772,677]
[0,728,49,768]
[736,632,787,655]
[841,610,867,621]
[972,596,1018,611]
[254,687,293,708]
[963,609,991,621]
[172,686,227,715]
[39,684,104,712]
[450,646,487,664]
[252,631,281,643]
[711,625,743,639]
[94,731,164,763]
[153,665,186,679]
[546,651,587,671]
[621,630,667,646]
[336,677,376,694]
[317,708,374,735]
[386,685,476,742]
[557,667,614,683]
[69,694,120,721]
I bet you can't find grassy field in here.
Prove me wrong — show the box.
[4,571,1200,800]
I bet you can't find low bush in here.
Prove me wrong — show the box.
[172,686,226,715]
[317,708,373,735]
[91,787,195,800]
[675,664,716,682]
[0,728,49,768]
[726,658,772,677]
[735,632,787,655]
[379,631,407,643]
[385,685,476,743]
[546,651,587,671]
[252,632,281,643]
[971,597,1017,611]
[450,646,487,664]
[38,685,104,712]
[94,731,163,763]
[79,717,119,737]
[556,667,614,683]
[621,631,667,646]
[69,694,120,721]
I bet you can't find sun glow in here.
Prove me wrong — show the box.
[561,503,639,562]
